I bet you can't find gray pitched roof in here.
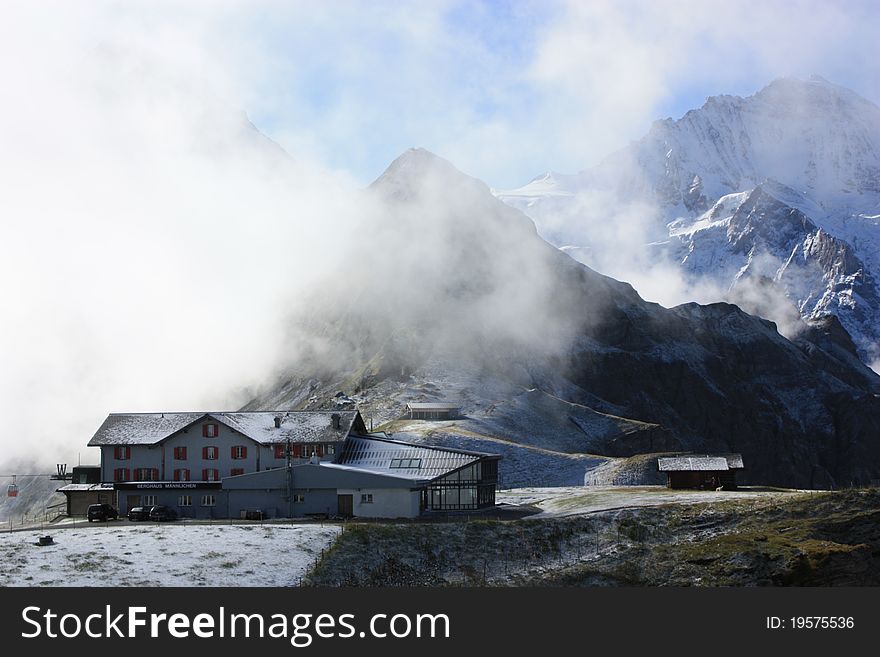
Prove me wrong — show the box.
[657,456,731,472]
[657,454,744,472]
[723,453,745,469]
[87,411,363,446]
[336,435,497,480]
[406,402,461,410]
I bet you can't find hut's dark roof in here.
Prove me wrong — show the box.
[723,454,745,469]
[657,456,731,472]
[406,402,461,410]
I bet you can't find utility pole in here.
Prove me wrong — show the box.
[286,436,293,519]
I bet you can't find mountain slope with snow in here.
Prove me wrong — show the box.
[247,148,880,489]
[497,77,880,365]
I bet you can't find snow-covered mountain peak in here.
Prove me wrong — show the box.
[496,78,880,365]
[605,76,880,209]
[370,147,495,204]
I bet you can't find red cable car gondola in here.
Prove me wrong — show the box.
[7,475,18,497]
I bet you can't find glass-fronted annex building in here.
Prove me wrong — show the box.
[335,435,500,511]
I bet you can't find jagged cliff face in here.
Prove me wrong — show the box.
[248,149,880,489]
[497,77,880,365]
[666,183,880,357]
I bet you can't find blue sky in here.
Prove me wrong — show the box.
[15,0,872,189]
[213,0,880,188]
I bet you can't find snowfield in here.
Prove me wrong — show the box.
[0,523,340,587]
[498,485,803,517]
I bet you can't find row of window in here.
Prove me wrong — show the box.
[272,444,335,459]
[113,446,249,461]
[112,468,244,482]
[389,458,422,469]
[129,492,376,507]
[113,444,336,461]
[178,495,215,507]
[424,484,496,510]
[288,493,371,504]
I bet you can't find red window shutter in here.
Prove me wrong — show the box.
[124,446,130,459]
[316,445,324,457]
[201,468,207,481]
[202,446,208,459]
[202,424,208,437]
[214,469,219,481]
[114,446,120,460]
[292,445,301,458]
[114,469,120,481]
[153,468,159,481]
[231,446,236,459]
[124,468,130,481]
[241,446,247,459]
[173,469,179,482]
[184,469,190,481]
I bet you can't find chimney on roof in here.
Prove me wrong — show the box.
[331,413,341,430]
[274,416,282,429]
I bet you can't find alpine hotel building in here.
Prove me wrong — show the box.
[77,410,500,519]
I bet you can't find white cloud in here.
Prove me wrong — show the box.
[0,0,876,470]
[524,0,880,175]
[0,2,363,466]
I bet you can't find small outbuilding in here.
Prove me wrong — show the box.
[57,483,116,516]
[405,402,461,420]
[657,454,744,490]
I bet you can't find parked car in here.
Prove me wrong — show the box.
[87,503,118,522]
[148,505,178,522]
[127,506,151,521]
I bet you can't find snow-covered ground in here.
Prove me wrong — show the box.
[0,523,339,587]
[498,485,803,517]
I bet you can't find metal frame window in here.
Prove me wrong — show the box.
[389,458,422,469]
[201,495,216,507]
[178,495,192,507]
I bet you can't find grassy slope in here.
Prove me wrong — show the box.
[307,489,880,586]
